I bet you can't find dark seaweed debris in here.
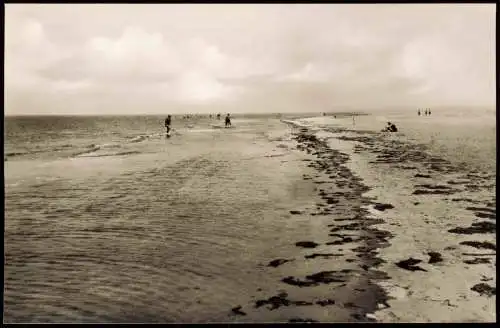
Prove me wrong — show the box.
[304,253,342,259]
[230,306,246,316]
[373,203,394,211]
[474,212,496,220]
[254,292,313,310]
[471,283,496,297]
[448,221,496,234]
[459,241,496,251]
[295,241,319,248]
[282,276,317,287]
[395,258,427,272]
[289,318,319,323]
[428,252,443,264]
[282,270,351,287]
[464,258,491,265]
[316,299,336,306]
[268,259,293,268]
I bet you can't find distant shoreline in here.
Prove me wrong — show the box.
[4,105,494,118]
[4,112,370,118]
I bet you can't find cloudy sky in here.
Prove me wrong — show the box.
[5,4,496,115]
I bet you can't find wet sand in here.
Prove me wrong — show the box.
[6,118,385,323]
[226,122,395,323]
[228,118,495,323]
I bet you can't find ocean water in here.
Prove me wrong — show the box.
[4,109,496,323]
[4,114,325,323]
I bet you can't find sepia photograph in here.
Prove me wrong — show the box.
[4,3,496,323]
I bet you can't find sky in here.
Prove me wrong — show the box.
[4,4,496,115]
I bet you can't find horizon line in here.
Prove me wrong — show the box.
[3,105,495,117]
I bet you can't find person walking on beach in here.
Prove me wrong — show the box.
[428,108,432,116]
[418,109,421,116]
[165,115,172,137]
[225,113,232,127]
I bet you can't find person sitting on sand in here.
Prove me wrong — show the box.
[382,122,398,132]
[225,113,232,127]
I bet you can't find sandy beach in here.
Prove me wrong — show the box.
[330,128,496,323]
[242,116,495,323]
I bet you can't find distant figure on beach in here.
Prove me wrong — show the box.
[418,109,421,116]
[424,109,428,116]
[382,122,398,132]
[165,115,172,137]
[428,109,432,115]
[217,113,221,120]
[225,114,232,127]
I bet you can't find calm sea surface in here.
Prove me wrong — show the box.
[5,114,318,322]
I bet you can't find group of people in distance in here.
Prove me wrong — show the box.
[163,113,232,137]
[418,108,432,116]
[383,108,434,132]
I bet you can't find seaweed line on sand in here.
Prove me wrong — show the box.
[287,122,392,322]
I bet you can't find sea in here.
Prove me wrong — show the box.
[3,108,496,323]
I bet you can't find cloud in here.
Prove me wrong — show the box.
[26,25,264,106]
[4,4,496,115]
